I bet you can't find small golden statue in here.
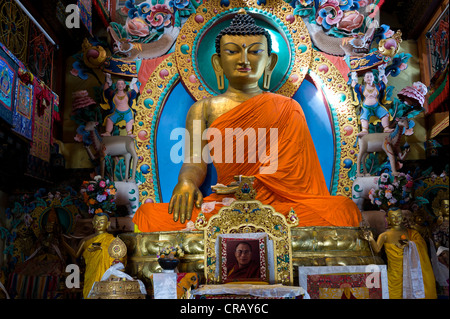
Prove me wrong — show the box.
[362,208,437,299]
[62,213,119,299]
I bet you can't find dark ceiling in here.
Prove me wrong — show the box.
[380,0,445,40]
[20,0,105,55]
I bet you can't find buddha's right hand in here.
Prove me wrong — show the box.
[168,179,203,224]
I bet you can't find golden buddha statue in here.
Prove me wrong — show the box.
[133,10,362,232]
[363,208,437,299]
[63,213,118,299]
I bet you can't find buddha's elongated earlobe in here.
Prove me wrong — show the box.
[216,71,225,90]
[263,69,272,90]
[263,53,278,90]
[211,53,225,90]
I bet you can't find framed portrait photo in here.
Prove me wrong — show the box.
[216,233,274,284]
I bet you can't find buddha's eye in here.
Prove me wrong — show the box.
[249,49,264,54]
[223,49,238,54]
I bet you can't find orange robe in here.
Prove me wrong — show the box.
[133,92,361,232]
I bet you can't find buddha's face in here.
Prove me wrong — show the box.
[387,210,403,228]
[92,214,110,233]
[216,34,272,87]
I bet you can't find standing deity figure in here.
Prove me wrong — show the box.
[351,65,393,136]
[102,73,138,136]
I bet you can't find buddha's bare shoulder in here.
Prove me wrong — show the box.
[187,95,234,117]
[189,95,232,108]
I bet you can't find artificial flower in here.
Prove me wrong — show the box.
[370,173,413,210]
[148,4,173,30]
[81,177,117,215]
[96,194,107,203]
[157,244,185,259]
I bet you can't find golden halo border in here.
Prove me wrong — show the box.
[308,51,359,197]
[175,0,312,100]
[134,54,179,204]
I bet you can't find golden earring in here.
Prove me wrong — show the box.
[263,68,272,90]
[216,70,225,90]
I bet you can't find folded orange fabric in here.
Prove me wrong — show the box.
[133,93,361,232]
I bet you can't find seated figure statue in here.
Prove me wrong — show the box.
[133,10,362,232]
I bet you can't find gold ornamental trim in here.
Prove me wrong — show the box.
[133,54,179,204]
[196,176,298,285]
[308,51,359,197]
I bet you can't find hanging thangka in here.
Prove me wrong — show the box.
[93,0,111,27]
[426,5,449,82]
[0,0,30,63]
[0,43,18,124]
[29,78,53,162]
[78,0,93,36]
[12,71,34,140]
[27,23,55,88]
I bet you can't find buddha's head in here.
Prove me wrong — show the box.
[212,9,278,90]
[92,213,110,234]
[387,207,403,229]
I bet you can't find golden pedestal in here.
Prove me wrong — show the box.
[89,277,146,299]
[119,226,384,286]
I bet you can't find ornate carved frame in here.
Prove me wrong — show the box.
[195,176,298,285]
